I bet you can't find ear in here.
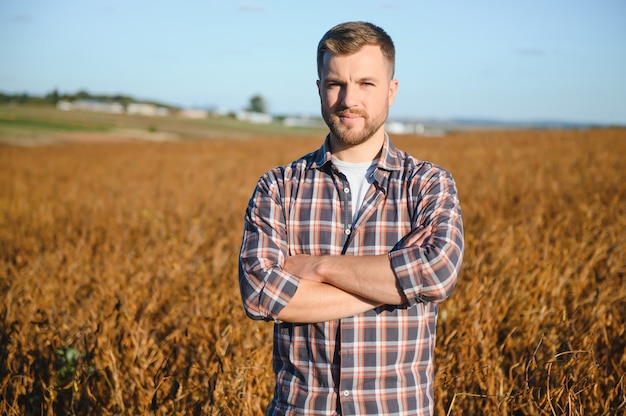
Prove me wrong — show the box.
[388,79,398,106]
[316,79,321,98]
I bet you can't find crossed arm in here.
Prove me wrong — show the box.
[276,226,432,323]
[239,166,464,324]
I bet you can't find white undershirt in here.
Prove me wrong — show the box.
[332,157,377,224]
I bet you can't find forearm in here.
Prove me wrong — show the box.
[317,254,406,304]
[285,254,406,305]
[277,279,380,323]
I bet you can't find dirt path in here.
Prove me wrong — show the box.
[0,128,179,147]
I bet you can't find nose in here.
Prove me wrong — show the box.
[339,84,358,108]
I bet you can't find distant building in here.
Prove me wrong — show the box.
[386,121,444,136]
[386,121,426,135]
[386,121,409,134]
[127,103,169,117]
[57,99,124,114]
[57,101,72,111]
[236,111,273,124]
[57,99,171,117]
[283,115,325,128]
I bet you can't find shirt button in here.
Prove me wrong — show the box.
[342,390,350,397]
[345,228,351,235]
[344,187,350,193]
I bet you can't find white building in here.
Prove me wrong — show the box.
[236,111,273,124]
[127,103,169,117]
[57,99,124,114]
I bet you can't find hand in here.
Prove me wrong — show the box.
[284,254,324,282]
[403,225,433,247]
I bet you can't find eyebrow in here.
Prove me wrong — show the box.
[322,76,379,84]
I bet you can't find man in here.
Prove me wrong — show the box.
[239,21,464,415]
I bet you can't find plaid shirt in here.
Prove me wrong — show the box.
[239,135,464,415]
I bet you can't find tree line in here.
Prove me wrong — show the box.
[0,89,167,108]
[1,89,270,114]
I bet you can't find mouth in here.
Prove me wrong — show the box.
[335,110,366,122]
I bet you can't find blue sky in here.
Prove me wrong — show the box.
[2,0,625,124]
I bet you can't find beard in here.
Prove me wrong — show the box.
[322,105,388,146]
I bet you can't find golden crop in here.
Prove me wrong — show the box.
[1,128,624,415]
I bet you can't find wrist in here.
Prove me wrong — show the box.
[314,256,329,284]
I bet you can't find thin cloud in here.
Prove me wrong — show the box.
[514,48,546,57]
[379,2,398,10]
[239,2,266,12]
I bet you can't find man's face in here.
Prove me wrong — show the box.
[317,44,398,147]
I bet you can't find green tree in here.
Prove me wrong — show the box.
[75,90,90,100]
[45,88,60,104]
[247,94,268,113]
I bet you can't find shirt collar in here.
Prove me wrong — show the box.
[310,133,403,172]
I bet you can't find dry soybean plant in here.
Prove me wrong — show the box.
[1,128,625,415]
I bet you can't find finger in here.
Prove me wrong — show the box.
[404,226,432,247]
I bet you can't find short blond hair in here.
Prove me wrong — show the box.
[317,21,396,78]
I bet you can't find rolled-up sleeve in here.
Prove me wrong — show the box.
[388,167,464,305]
[238,174,300,321]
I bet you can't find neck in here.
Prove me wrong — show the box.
[330,131,386,163]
